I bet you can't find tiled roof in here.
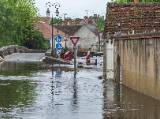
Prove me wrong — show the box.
[36,21,52,39]
[54,25,82,36]
[104,3,160,39]
[36,22,99,40]
[38,17,51,24]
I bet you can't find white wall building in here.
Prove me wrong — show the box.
[66,25,100,52]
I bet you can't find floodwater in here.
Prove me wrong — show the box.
[0,62,160,119]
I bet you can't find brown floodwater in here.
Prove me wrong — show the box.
[0,62,160,119]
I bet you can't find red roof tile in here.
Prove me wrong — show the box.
[36,21,52,39]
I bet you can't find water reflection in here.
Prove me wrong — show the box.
[55,68,62,78]
[0,62,45,76]
[1,62,160,119]
[71,77,79,111]
[103,80,160,119]
[0,80,36,114]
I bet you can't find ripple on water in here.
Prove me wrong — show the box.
[1,63,160,119]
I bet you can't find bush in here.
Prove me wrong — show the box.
[23,30,49,50]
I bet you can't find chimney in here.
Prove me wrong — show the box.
[134,0,139,4]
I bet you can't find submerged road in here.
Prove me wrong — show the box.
[0,62,160,119]
[4,53,45,62]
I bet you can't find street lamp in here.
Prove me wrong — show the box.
[46,2,60,57]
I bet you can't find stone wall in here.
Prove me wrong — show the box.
[0,45,44,58]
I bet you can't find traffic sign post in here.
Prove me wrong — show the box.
[70,36,80,78]
[55,34,63,54]
[56,49,61,56]
[55,34,63,42]
[70,36,79,47]
[56,43,62,49]
[55,34,63,67]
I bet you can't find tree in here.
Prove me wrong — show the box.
[50,18,63,25]
[0,0,49,49]
[96,17,105,32]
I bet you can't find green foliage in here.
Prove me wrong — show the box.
[50,18,63,25]
[0,0,48,49]
[24,30,49,50]
[96,17,105,32]
[115,0,160,3]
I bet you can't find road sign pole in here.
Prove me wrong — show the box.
[58,53,61,67]
[55,34,63,68]
[70,36,80,79]
[74,46,77,78]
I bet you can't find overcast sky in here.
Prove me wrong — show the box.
[35,0,109,19]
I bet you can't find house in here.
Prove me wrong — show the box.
[36,20,70,48]
[103,3,160,100]
[54,24,100,52]
[36,18,101,52]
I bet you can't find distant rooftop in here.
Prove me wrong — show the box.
[54,25,82,36]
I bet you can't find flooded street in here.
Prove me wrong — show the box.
[0,62,160,119]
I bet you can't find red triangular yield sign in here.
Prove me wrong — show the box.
[70,36,80,46]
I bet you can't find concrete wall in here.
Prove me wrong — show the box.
[103,40,114,79]
[114,38,160,100]
[0,45,43,58]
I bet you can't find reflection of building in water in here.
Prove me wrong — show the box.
[102,80,160,119]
